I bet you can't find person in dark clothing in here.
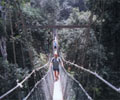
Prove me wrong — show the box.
[50,51,63,81]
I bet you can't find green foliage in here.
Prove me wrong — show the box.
[0,59,16,93]
[0,0,120,99]
[65,8,91,25]
[22,3,42,18]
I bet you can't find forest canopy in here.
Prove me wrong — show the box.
[0,0,120,100]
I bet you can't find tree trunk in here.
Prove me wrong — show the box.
[0,37,7,60]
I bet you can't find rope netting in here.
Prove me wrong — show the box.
[60,65,92,100]
[23,66,54,100]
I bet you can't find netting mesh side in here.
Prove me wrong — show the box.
[24,67,54,100]
[60,65,91,100]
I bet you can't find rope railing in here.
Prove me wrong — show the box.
[60,65,93,100]
[62,57,120,93]
[0,61,50,100]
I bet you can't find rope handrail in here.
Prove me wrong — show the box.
[61,65,93,100]
[62,57,120,93]
[0,61,50,100]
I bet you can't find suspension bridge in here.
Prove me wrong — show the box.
[0,27,120,100]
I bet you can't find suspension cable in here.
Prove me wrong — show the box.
[62,57,120,93]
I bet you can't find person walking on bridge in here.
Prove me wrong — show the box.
[53,36,58,50]
[50,51,63,81]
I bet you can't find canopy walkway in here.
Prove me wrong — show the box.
[0,30,120,100]
[0,57,120,100]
